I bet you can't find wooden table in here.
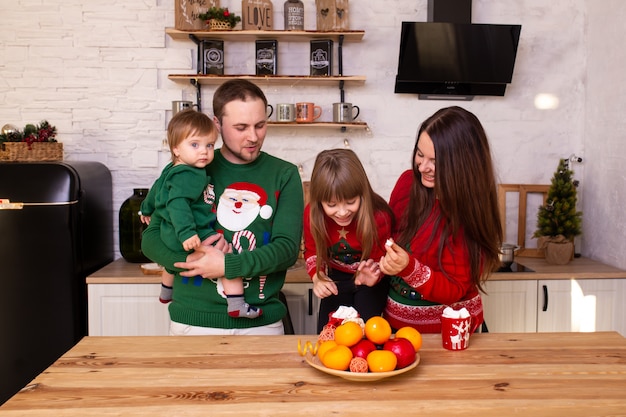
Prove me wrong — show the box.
[1,332,625,416]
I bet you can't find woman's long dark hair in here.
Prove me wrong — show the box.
[396,106,502,291]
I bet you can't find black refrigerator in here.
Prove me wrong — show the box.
[0,161,113,404]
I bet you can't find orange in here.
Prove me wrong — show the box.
[334,321,364,347]
[320,344,353,371]
[367,349,397,372]
[395,327,423,351]
[317,340,338,360]
[364,316,392,345]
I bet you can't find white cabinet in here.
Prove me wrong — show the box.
[482,280,537,333]
[482,279,626,336]
[88,284,170,336]
[537,279,626,334]
[281,283,320,335]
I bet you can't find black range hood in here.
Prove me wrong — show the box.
[394,0,521,100]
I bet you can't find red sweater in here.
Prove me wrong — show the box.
[303,204,392,277]
[384,170,483,333]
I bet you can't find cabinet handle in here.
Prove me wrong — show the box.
[542,285,549,311]
[308,288,313,316]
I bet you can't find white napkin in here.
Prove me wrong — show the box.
[442,306,470,319]
[332,305,359,320]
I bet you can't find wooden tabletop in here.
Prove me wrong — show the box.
[1,332,625,416]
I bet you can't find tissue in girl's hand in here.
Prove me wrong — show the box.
[442,307,470,319]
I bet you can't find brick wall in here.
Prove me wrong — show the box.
[1,0,625,265]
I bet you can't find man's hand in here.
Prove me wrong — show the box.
[174,244,226,279]
[202,233,231,254]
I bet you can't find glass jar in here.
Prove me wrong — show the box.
[119,188,151,263]
[284,0,304,30]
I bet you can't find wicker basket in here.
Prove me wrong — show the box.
[209,19,233,30]
[0,142,63,162]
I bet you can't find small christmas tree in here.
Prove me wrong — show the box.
[534,158,582,241]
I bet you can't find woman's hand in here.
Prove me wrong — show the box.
[355,259,382,286]
[379,238,410,276]
[312,273,338,299]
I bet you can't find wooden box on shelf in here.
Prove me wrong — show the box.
[315,0,349,31]
[175,0,219,30]
[0,142,63,162]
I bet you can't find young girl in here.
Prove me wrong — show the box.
[140,109,261,318]
[303,149,394,332]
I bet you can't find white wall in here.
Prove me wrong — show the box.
[583,0,626,268]
[1,0,624,268]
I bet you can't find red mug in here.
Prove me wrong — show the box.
[296,102,322,123]
[441,315,472,350]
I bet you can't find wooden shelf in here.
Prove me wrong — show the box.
[168,74,366,86]
[165,28,365,42]
[268,121,369,130]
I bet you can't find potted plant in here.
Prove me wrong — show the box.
[0,120,62,161]
[533,158,582,264]
[199,7,241,30]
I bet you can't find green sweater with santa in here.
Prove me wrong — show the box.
[142,150,304,329]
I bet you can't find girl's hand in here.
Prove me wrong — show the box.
[140,214,151,225]
[379,238,410,276]
[312,274,338,299]
[355,259,382,286]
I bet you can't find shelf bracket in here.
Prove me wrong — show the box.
[187,34,203,112]
[338,34,345,103]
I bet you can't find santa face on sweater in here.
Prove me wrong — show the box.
[216,182,273,232]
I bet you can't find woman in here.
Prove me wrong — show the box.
[380,106,502,333]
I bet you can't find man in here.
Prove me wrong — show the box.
[142,79,304,335]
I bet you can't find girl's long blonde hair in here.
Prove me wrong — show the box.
[309,149,393,277]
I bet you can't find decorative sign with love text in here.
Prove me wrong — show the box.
[175,0,220,30]
[242,0,273,30]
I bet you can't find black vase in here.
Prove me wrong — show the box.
[119,188,151,263]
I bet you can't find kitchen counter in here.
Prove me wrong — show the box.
[87,257,312,284]
[1,332,625,416]
[87,256,626,284]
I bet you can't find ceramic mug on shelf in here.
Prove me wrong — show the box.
[332,102,360,123]
[296,102,322,123]
[276,103,296,122]
[172,100,194,115]
[266,104,274,120]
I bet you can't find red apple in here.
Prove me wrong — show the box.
[383,337,416,369]
[350,338,377,359]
